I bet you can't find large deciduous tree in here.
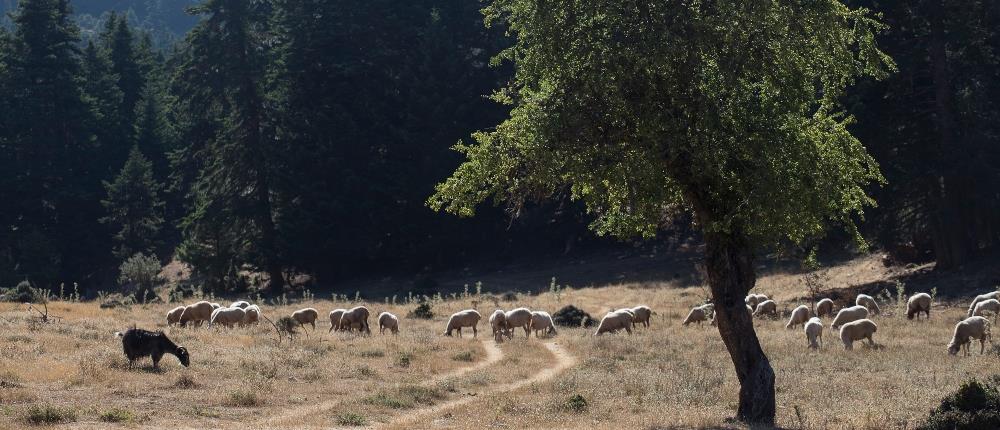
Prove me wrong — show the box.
[430,0,892,423]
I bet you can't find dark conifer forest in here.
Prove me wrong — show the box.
[0,0,998,296]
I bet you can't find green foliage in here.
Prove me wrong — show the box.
[920,377,1000,430]
[451,350,475,362]
[564,394,588,413]
[409,302,434,319]
[430,0,892,250]
[117,253,163,291]
[98,408,136,423]
[335,412,366,426]
[0,281,43,303]
[24,404,77,425]
[102,147,165,261]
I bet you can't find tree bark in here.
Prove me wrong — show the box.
[704,228,775,424]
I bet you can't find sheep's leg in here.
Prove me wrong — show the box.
[457,327,463,338]
[625,325,632,335]
[980,338,986,354]
[473,325,478,338]
[524,326,530,338]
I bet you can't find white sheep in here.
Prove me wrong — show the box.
[166,305,185,326]
[906,293,932,320]
[839,319,878,350]
[948,316,992,356]
[378,312,399,335]
[972,299,1000,321]
[630,305,653,328]
[338,306,371,334]
[753,300,778,317]
[683,306,709,326]
[786,305,811,329]
[292,308,320,331]
[210,307,247,328]
[179,301,214,327]
[594,310,634,335]
[855,294,881,315]
[805,317,823,349]
[831,305,869,329]
[745,294,768,309]
[530,311,557,337]
[444,309,482,337]
[968,291,1000,317]
[489,310,508,341]
[230,300,250,309]
[504,308,533,338]
[243,305,260,325]
[327,309,346,333]
[814,298,834,318]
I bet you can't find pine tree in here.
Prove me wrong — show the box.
[2,0,104,288]
[101,146,165,261]
[100,12,147,169]
[172,0,285,292]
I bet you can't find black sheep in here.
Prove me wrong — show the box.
[115,328,190,369]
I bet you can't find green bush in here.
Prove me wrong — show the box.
[564,394,588,413]
[117,253,163,296]
[409,302,434,319]
[1,281,42,303]
[452,350,475,362]
[98,408,135,423]
[24,404,77,424]
[336,412,366,426]
[920,377,1000,430]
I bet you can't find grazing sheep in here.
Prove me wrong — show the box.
[292,308,320,331]
[906,293,932,320]
[968,291,1000,317]
[855,294,881,315]
[166,306,185,326]
[786,305,811,329]
[327,309,346,333]
[815,298,834,318]
[972,299,1000,322]
[504,308,533,338]
[530,311,557,337]
[947,316,992,356]
[378,312,399,335]
[594,310,634,335]
[210,307,247,328]
[630,305,653,328]
[179,301,215,327]
[116,328,190,369]
[753,300,778,317]
[745,294,768,309]
[243,305,260,325]
[230,301,251,309]
[444,309,482,338]
[839,319,878,350]
[338,306,371,334]
[489,310,508,341]
[805,317,823,349]
[831,305,869,329]
[683,306,709,326]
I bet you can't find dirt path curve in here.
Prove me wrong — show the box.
[373,341,577,430]
[258,338,504,428]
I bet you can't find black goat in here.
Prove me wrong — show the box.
[115,328,190,369]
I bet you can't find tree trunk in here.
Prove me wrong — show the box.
[704,228,775,425]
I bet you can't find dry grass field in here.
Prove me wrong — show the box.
[0,255,997,429]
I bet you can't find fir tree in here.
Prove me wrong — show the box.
[101,146,165,260]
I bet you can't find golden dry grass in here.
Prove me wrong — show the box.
[0,255,996,429]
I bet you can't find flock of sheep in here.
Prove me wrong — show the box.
[137,288,996,372]
[681,290,997,355]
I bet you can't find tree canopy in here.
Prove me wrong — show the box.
[430,0,893,423]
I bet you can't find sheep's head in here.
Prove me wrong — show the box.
[947,343,959,356]
[176,347,191,367]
